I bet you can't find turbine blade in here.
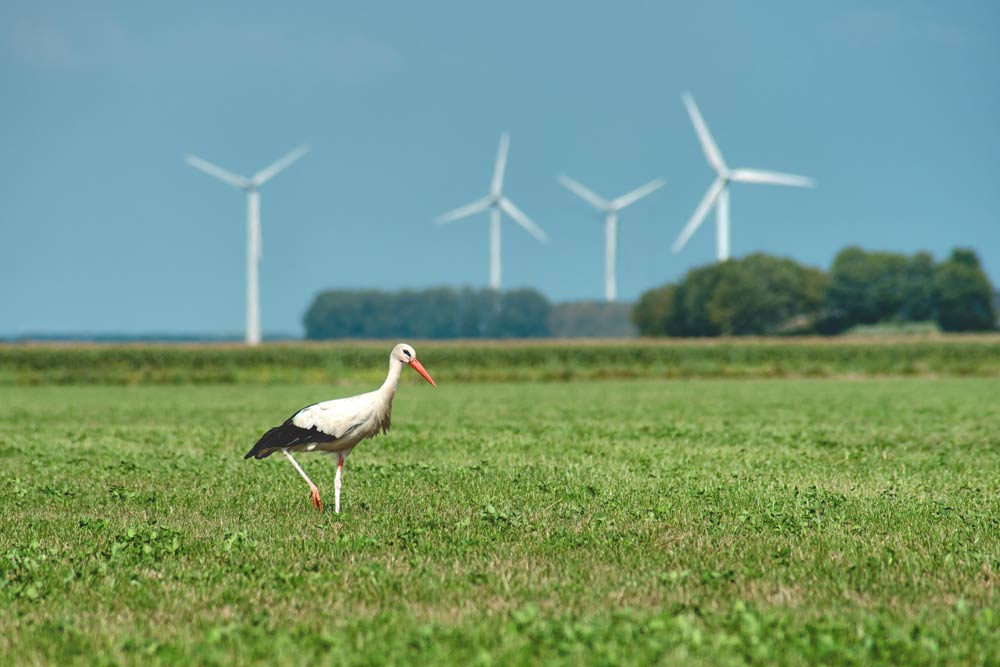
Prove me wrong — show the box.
[490,133,510,196]
[682,93,726,172]
[729,168,816,188]
[499,197,548,243]
[557,174,607,210]
[672,178,726,253]
[435,196,493,224]
[252,144,310,186]
[185,155,249,189]
[611,177,666,210]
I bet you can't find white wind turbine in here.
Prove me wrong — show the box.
[673,93,815,262]
[435,133,548,289]
[558,174,665,302]
[185,145,309,345]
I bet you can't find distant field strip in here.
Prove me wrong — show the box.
[1,336,999,384]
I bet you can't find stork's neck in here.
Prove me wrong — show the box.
[379,358,404,398]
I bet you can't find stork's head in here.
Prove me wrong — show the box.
[391,343,437,387]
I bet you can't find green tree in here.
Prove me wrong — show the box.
[632,285,677,336]
[824,246,911,330]
[935,249,997,332]
[633,254,825,337]
[899,252,938,322]
[672,263,725,336]
[707,254,827,335]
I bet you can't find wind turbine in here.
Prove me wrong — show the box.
[558,174,665,302]
[673,93,815,262]
[435,133,548,289]
[185,145,309,345]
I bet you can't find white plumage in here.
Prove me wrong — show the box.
[290,391,393,450]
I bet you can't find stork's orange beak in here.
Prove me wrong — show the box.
[408,358,437,387]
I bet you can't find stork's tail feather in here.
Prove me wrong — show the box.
[244,424,288,459]
[244,447,274,460]
[244,444,277,460]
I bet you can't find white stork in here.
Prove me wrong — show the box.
[245,343,437,513]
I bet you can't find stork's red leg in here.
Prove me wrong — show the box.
[282,449,323,512]
[335,453,344,514]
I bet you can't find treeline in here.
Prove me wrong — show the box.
[634,247,997,336]
[305,288,549,339]
[304,247,995,340]
[303,288,636,339]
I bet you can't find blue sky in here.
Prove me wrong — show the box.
[2,1,997,336]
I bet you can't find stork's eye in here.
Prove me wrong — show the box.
[403,349,412,358]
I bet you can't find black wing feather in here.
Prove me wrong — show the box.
[244,409,336,460]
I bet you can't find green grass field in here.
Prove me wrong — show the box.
[2,377,999,665]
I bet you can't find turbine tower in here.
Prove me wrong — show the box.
[185,145,309,345]
[435,133,548,289]
[558,174,665,302]
[673,93,815,262]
